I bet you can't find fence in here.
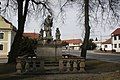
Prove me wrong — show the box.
[16,55,85,74]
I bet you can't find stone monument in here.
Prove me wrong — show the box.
[55,28,61,40]
[36,15,62,60]
[44,15,53,43]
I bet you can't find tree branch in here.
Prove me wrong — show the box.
[23,0,30,22]
[31,0,52,16]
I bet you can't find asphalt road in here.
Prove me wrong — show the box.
[1,50,120,63]
[63,50,120,63]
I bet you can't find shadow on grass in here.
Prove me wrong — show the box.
[0,63,16,74]
[0,59,120,80]
[86,59,120,73]
[0,74,41,80]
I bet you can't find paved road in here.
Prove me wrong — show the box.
[62,50,120,63]
[1,50,120,63]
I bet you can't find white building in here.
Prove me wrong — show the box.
[0,16,16,59]
[101,38,112,51]
[63,39,82,50]
[111,28,120,52]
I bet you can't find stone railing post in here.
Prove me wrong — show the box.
[25,60,30,72]
[16,57,22,74]
[79,58,86,72]
[59,60,64,72]
[73,60,77,72]
[39,59,45,73]
[32,57,37,71]
[66,60,70,72]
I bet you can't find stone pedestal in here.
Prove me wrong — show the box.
[79,58,86,72]
[36,46,62,58]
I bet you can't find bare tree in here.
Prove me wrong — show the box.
[81,0,120,58]
[1,0,120,63]
[0,0,53,63]
[59,0,120,58]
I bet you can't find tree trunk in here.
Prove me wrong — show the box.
[81,0,90,58]
[8,0,29,63]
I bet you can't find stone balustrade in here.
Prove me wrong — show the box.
[16,55,85,74]
[16,56,44,74]
[59,56,86,73]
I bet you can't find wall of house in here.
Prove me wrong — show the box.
[0,16,16,59]
[112,36,120,52]
[68,43,81,50]
[101,44,112,51]
[0,30,9,58]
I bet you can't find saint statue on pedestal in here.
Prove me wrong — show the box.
[55,28,61,40]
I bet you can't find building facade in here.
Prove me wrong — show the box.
[63,39,82,50]
[0,16,16,59]
[111,28,120,52]
[101,38,112,51]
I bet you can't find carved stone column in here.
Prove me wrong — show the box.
[59,60,64,72]
[66,60,70,72]
[79,58,86,72]
[32,59,36,71]
[25,60,30,72]
[73,61,77,72]
[16,58,22,74]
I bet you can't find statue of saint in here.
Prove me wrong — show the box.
[55,28,61,40]
[44,15,53,38]
[39,28,44,39]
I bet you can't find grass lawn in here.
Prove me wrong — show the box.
[0,63,16,74]
[0,59,120,80]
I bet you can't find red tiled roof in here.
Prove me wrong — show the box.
[111,28,120,36]
[23,33,39,39]
[102,38,111,44]
[63,39,82,44]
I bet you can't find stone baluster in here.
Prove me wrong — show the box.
[66,60,70,72]
[28,57,32,71]
[16,57,22,74]
[59,60,64,72]
[63,60,67,71]
[79,58,86,72]
[32,57,37,71]
[73,60,77,72]
[39,59,45,73]
[25,60,30,72]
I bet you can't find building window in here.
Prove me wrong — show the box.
[0,44,3,50]
[114,36,117,40]
[105,45,107,48]
[119,44,120,48]
[119,36,120,40]
[114,44,117,48]
[0,33,4,39]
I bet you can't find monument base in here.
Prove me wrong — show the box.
[36,46,62,61]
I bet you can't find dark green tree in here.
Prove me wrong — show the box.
[19,37,37,57]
